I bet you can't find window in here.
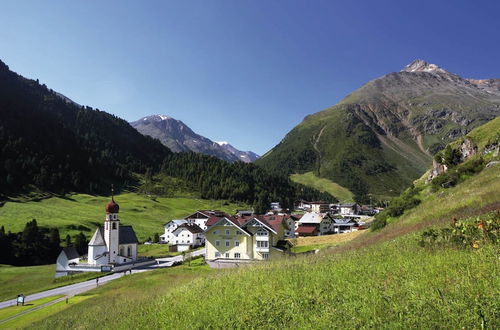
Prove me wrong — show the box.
[112,223,117,230]
[215,240,220,247]
[225,253,230,258]
[234,252,241,259]
[235,240,240,247]
[257,241,269,248]
[262,253,269,260]
[225,229,230,235]
[213,230,219,235]
[225,240,230,247]
[236,230,242,235]
[256,229,268,236]
[215,252,220,258]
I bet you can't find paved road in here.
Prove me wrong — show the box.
[0,249,205,310]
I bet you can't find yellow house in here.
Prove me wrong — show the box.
[205,215,289,261]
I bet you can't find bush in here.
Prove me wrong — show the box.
[419,211,499,248]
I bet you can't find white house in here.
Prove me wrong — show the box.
[56,247,80,275]
[339,203,361,216]
[331,217,358,233]
[160,219,189,244]
[183,210,227,231]
[170,223,205,252]
[296,212,334,236]
[87,197,139,265]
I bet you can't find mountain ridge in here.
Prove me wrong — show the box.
[257,59,500,201]
[131,115,259,163]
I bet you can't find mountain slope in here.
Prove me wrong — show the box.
[131,115,259,163]
[257,60,500,201]
[32,118,500,329]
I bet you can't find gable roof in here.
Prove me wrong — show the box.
[89,227,106,246]
[62,246,80,259]
[184,210,227,219]
[164,219,188,227]
[207,216,251,235]
[119,226,139,244]
[296,225,318,234]
[298,212,325,224]
[173,223,204,234]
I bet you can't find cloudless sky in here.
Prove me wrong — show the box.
[1,0,499,154]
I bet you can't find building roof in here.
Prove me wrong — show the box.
[298,212,325,224]
[173,223,204,234]
[340,203,358,208]
[296,225,318,234]
[164,219,188,226]
[119,226,139,244]
[184,210,227,219]
[89,227,106,246]
[62,246,80,259]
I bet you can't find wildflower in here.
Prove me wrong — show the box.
[472,241,480,249]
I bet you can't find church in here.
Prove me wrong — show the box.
[87,196,139,265]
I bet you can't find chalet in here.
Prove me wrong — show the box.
[183,210,228,230]
[331,217,358,233]
[295,212,333,236]
[295,200,311,211]
[310,201,330,213]
[170,223,205,252]
[205,215,288,262]
[339,203,361,216]
[160,219,189,243]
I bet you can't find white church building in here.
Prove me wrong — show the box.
[87,197,139,265]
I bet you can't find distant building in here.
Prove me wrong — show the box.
[295,212,333,236]
[270,202,282,211]
[310,201,330,213]
[170,223,205,252]
[56,247,80,274]
[339,203,361,216]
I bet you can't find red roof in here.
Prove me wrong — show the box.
[296,225,318,234]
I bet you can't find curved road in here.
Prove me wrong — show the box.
[0,249,204,310]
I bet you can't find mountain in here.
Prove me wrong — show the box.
[215,141,260,163]
[130,115,259,163]
[257,59,500,201]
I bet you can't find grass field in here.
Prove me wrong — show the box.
[0,192,246,241]
[290,171,354,202]
[29,156,500,329]
[0,295,63,321]
[289,230,366,253]
[0,264,106,302]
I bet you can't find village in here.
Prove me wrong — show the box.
[56,197,380,275]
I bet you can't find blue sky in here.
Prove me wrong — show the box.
[1,0,499,154]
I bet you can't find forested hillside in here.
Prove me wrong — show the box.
[0,59,332,207]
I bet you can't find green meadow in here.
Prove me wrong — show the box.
[0,193,246,241]
[290,171,354,202]
[28,159,500,329]
[0,264,105,302]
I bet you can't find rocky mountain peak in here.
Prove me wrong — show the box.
[401,59,448,74]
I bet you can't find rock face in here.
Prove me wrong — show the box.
[427,160,449,183]
[257,59,500,198]
[130,115,259,163]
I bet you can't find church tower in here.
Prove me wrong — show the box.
[104,188,120,264]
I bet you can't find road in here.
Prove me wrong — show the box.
[0,249,205,310]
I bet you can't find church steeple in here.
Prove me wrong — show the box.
[104,184,120,263]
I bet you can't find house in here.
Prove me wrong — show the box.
[183,210,228,231]
[270,202,282,211]
[56,247,80,274]
[331,217,358,233]
[339,203,361,216]
[310,201,330,213]
[295,200,311,211]
[169,223,205,252]
[295,225,319,236]
[205,215,288,262]
[295,212,334,236]
[87,197,139,265]
[160,219,189,243]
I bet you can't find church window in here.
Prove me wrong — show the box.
[112,223,117,230]
[127,246,131,257]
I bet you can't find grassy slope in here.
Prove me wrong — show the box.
[0,193,246,241]
[30,162,500,328]
[290,171,354,202]
[0,264,105,302]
